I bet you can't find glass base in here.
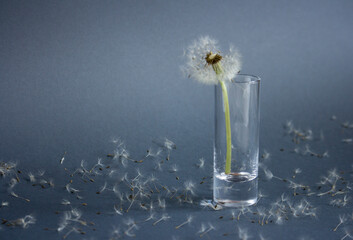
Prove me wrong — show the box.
[213,172,258,207]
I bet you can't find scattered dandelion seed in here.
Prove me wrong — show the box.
[261,150,270,160]
[153,214,170,226]
[333,215,347,231]
[200,200,223,210]
[293,168,302,178]
[169,164,178,173]
[1,201,9,207]
[342,139,353,144]
[113,204,123,215]
[197,158,205,168]
[175,215,193,229]
[61,199,71,205]
[198,222,215,238]
[60,151,67,164]
[164,138,176,150]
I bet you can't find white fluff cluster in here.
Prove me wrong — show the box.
[183,36,242,85]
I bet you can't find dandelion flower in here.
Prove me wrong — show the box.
[183,36,241,174]
[183,36,241,85]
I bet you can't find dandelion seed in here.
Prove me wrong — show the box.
[164,138,176,150]
[256,207,267,225]
[263,168,287,182]
[8,178,17,189]
[37,169,45,177]
[342,139,353,144]
[237,207,250,220]
[154,160,163,171]
[292,168,302,179]
[158,196,166,209]
[60,151,67,164]
[175,215,193,229]
[238,227,250,240]
[57,215,68,232]
[113,204,123,215]
[343,195,350,206]
[322,151,329,158]
[123,218,139,237]
[197,223,207,236]
[169,164,178,173]
[263,168,273,180]
[61,199,71,205]
[257,191,267,203]
[63,227,80,239]
[66,183,80,194]
[341,121,353,128]
[261,150,270,160]
[10,191,30,202]
[144,212,155,222]
[7,214,36,228]
[341,228,353,240]
[97,182,107,194]
[1,201,9,208]
[275,215,284,225]
[28,172,36,183]
[330,195,350,207]
[145,148,163,158]
[199,223,215,238]
[293,147,301,154]
[153,214,170,226]
[183,180,196,202]
[197,158,205,168]
[110,226,123,239]
[333,215,347,231]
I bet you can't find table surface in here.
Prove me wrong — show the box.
[1,1,353,239]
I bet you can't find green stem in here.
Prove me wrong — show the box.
[219,80,232,174]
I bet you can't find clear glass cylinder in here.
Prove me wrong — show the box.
[213,74,260,207]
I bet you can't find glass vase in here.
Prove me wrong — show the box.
[213,74,260,207]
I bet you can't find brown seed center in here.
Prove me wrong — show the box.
[205,52,222,65]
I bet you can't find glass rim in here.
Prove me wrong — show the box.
[231,73,261,84]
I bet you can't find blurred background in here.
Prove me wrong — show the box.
[0,1,353,238]
[1,0,352,171]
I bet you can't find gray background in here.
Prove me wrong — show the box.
[0,0,353,239]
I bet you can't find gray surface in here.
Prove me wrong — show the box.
[1,0,353,239]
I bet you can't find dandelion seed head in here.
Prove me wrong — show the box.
[182,36,241,85]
